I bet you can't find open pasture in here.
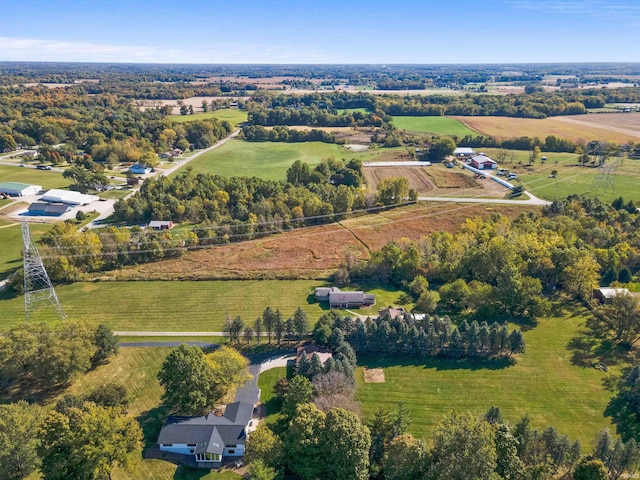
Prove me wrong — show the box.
[170,108,248,126]
[0,165,71,190]
[454,115,640,144]
[176,139,402,181]
[391,116,478,137]
[356,310,614,445]
[364,167,435,193]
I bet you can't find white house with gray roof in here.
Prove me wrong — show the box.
[157,401,255,466]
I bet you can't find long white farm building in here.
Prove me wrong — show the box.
[0,182,42,196]
[41,189,99,205]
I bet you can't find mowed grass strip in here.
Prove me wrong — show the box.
[169,109,248,127]
[355,312,613,445]
[391,116,478,137]
[0,280,327,331]
[177,139,392,181]
[258,366,288,424]
[0,165,71,190]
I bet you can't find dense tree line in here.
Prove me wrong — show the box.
[311,311,525,359]
[248,105,386,127]
[242,124,337,143]
[0,320,118,390]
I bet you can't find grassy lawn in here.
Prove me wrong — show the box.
[170,109,248,127]
[0,165,71,190]
[258,366,288,424]
[98,189,131,200]
[0,280,329,331]
[0,223,53,278]
[65,347,241,480]
[175,139,395,181]
[337,108,370,115]
[355,309,614,445]
[391,116,478,137]
[0,198,12,208]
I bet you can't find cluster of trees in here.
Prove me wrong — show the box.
[248,106,386,127]
[157,345,251,415]
[286,158,364,187]
[0,389,143,480]
[114,170,369,226]
[457,133,580,153]
[0,320,118,390]
[376,79,427,90]
[298,327,358,380]
[342,196,640,319]
[241,125,336,143]
[312,311,525,359]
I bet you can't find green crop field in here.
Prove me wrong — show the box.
[169,109,248,127]
[0,280,332,331]
[391,116,478,137]
[176,139,396,181]
[0,165,71,190]
[356,309,614,445]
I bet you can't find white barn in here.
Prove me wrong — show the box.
[41,189,99,205]
[0,182,42,196]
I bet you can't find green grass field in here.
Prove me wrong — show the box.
[98,189,131,199]
[391,116,478,137]
[0,165,71,190]
[258,366,288,424]
[169,109,248,127]
[355,309,614,445]
[336,108,370,115]
[0,198,12,208]
[0,280,331,331]
[176,139,396,181]
[0,223,53,278]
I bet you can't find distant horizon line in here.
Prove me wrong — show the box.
[2,60,640,67]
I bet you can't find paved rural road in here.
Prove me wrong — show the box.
[418,191,550,206]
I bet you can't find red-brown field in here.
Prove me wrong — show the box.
[101,202,539,281]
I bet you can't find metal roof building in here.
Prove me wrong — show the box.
[0,182,42,196]
[41,189,99,205]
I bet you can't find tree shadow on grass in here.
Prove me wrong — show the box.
[604,394,640,442]
[358,354,516,372]
[137,404,171,453]
[173,465,215,480]
[567,329,639,369]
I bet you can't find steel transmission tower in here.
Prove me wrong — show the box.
[22,222,65,320]
[593,156,621,195]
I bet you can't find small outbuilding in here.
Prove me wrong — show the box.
[0,182,42,197]
[148,220,174,230]
[470,155,498,170]
[454,147,476,159]
[593,287,631,304]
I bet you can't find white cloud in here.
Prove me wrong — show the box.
[0,36,336,64]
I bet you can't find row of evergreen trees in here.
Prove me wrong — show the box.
[312,312,525,358]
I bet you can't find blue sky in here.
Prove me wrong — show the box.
[0,0,639,63]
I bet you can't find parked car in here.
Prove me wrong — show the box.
[507,173,518,180]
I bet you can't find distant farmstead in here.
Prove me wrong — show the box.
[0,182,42,196]
[314,286,375,309]
[470,155,498,170]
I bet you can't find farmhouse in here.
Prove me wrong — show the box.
[27,202,72,216]
[329,290,375,309]
[41,189,99,205]
[593,287,631,304]
[296,344,333,366]
[157,401,255,467]
[470,155,498,170]
[129,163,152,174]
[314,286,341,302]
[0,181,42,196]
[149,220,174,230]
[21,150,39,159]
[453,147,476,159]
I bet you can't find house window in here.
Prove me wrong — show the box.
[227,444,236,448]
[162,444,172,447]
[187,444,196,447]
[228,450,235,454]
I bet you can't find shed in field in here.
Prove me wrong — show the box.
[593,287,631,304]
[454,147,476,159]
[149,220,174,230]
[0,182,42,196]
